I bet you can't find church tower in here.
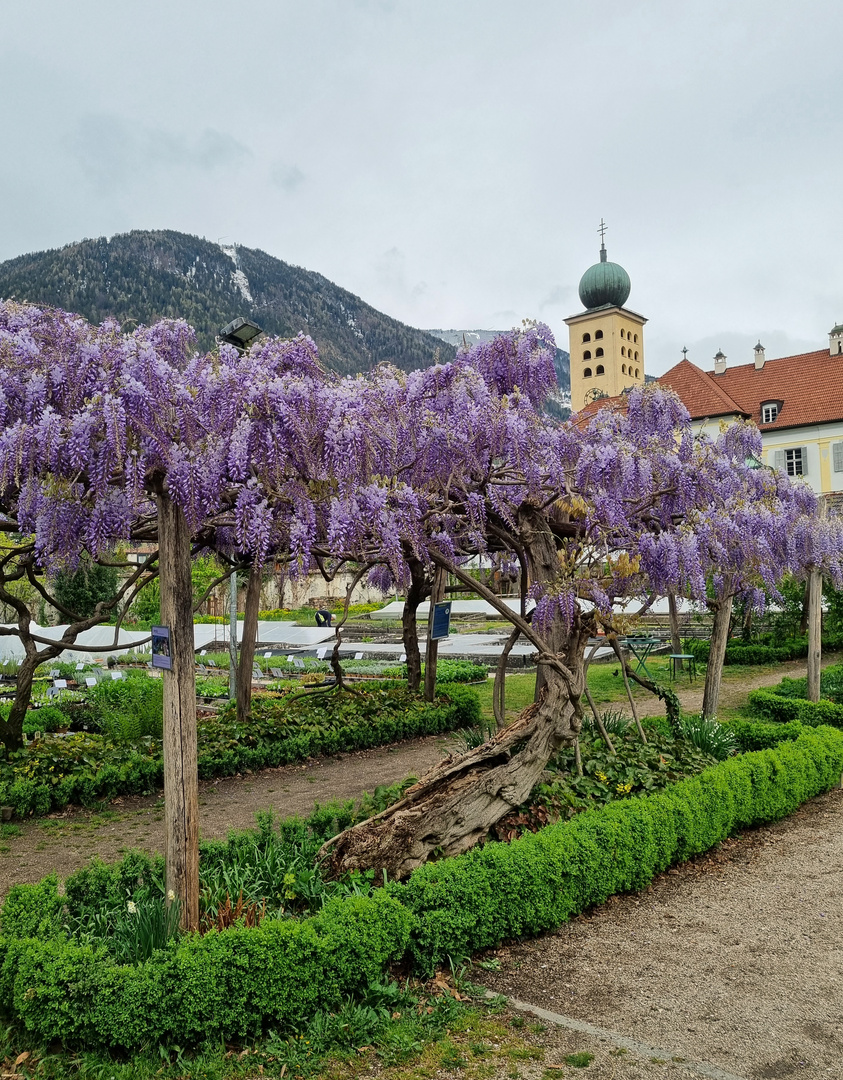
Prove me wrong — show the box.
[565,222,647,412]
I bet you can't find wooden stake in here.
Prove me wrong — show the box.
[807,567,822,704]
[424,566,447,702]
[157,491,199,932]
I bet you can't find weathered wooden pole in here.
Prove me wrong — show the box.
[667,591,683,672]
[807,567,822,703]
[236,562,262,721]
[156,489,200,932]
[423,566,447,702]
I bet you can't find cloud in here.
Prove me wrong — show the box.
[539,284,574,311]
[270,163,306,192]
[66,115,252,192]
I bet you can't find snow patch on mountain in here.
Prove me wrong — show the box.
[219,244,253,304]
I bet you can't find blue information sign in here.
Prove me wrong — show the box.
[430,601,452,641]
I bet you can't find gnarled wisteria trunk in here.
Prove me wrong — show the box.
[401,555,429,694]
[319,508,591,880]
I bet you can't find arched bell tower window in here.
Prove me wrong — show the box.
[583,367,593,378]
[595,365,605,375]
[634,351,639,360]
[620,329,625,339]
[621,346,626,356]
[583,350,592,360]
[622,364,627,374]
[635,368,640,377]
[594,330,604,340]
[595,347,604,357]
[582,332,591,343]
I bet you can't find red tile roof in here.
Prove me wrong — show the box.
[659,349,843,431]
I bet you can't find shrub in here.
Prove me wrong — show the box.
[0,727,840,1048]
[382,659,488,683]
[22,705,72,734]
[720,718,806,751]
[393,726,843,971]
[0,684,479,817]
[747,689,843,728]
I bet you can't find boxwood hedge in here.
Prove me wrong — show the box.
[1,726,840,1049]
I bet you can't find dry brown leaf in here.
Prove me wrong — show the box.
[14,1056,29,1067]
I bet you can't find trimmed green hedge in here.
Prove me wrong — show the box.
[683,638,809,666]
[720,718,807,751]
[389,726,843,971]
[746,689,843,728]
[0,684,480,818]
[1,726,840,1049]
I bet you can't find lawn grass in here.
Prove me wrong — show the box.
[474,656,791,725]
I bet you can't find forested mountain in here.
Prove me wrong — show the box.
[0,230,455,376]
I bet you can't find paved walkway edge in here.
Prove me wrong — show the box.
[484,992,749,1080]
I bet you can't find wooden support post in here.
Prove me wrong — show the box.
[157,491,199,932]
[807,567,822,704]
[424,566,447,703]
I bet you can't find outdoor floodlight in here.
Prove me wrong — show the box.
[219,316,263,352]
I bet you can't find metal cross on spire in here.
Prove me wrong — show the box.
[682,346,688,359]
[598,218,607,247]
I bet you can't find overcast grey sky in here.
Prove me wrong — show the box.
[2,0,842,375]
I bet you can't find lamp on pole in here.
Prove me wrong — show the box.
[217,317,263,698]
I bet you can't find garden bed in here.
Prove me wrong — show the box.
[0,681,480,817]
[0,720,840,1052]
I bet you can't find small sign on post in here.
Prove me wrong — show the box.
[430,601,452,641]
[354,651,364,660]
[293,657,305,669]
[399,653,407,662]
[151,625,173,670]
[316,647,327,659]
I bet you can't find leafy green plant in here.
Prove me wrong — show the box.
[678,715,738,760]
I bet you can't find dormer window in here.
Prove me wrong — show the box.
[761,402,780,424]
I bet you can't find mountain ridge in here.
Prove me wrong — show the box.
[0,229,456,376]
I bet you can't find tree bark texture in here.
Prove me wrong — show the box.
[156,491,200,932]
[319,505,590,880]
[423,566,447,703]
[701,588,734,720]
[2,652,39,751]
[807,568,822,703]
[236,563,263,721]
[402,556,430,694]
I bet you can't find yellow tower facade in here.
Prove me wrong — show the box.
[564,233,647,412]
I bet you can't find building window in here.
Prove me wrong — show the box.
[583,350,592,360]
[621,346,626,356]
[635,368,640,377]
[761,402,779,424]
[634,351,638,360]
[583,367,592,378]
[785,448,804,476]
[595,347,604,357]
[595,330,603,339]
[622,364,627,374]
[620,329,625,338]
[634,334,638,343]
[582,332,591,342]
[596,365,604,375]
[834,442,843,473]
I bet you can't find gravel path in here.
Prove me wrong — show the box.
[480,786,843,1080]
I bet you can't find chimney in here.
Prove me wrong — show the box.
[713,348,727,375]
[754,340,766,370]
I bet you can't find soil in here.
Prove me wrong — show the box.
[0,657,819,898]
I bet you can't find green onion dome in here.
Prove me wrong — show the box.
[578,248,631,310]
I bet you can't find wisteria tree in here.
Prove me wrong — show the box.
[306,328,842,879]
[0,301,329,928]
